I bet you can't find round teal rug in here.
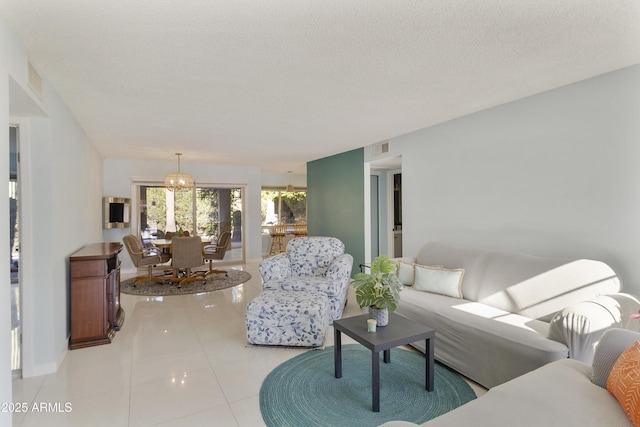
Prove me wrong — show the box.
[260,344,476,427]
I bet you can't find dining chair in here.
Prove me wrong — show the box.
[170,236,207,288]
[268,222,288,256]
[123,234,171,286]
[203,231,231,276]
[293,220,308,237]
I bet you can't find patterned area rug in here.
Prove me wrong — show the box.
[121,269,251,296]
[260,344,476,427]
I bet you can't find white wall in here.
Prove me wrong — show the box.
[387,65,640,296]
[103,158,265,270]
[261,171,306,189]
[1,14,104,426]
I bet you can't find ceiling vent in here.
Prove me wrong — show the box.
[27,61,43,99]
[373,141,390,156]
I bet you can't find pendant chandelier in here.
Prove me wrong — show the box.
[286,171,294,192]
[164,153,194,192]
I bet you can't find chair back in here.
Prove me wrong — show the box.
[293,220,308,237]
[270,222,287,237]
[218,230,232,247]
[171,236,203,269]
[123,234,144,266]
[287,236,345,277]
[204,231,232,261]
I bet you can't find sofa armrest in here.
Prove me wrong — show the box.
[326,253,354,285]
[591,327,640,388]
[548,293,640,363]
[259,253,292,282]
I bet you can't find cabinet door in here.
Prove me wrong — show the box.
[106,268,120,328]
[71,278,107,340]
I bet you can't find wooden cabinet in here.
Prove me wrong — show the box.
[69,242,124,350]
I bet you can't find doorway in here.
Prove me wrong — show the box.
[9,126,21,377]
[368,156,402,259]
[370,175,379,259]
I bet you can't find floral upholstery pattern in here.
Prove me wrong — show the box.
[245,290,329,347]
[259,236,354,320]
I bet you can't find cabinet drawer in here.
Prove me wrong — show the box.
[71,260,106,278]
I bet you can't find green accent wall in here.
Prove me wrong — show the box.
[307,148,364,277]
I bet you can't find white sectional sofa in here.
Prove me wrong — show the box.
[396,242,640,388]
[380,328,640,427]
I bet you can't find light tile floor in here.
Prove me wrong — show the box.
[12,261,486,427]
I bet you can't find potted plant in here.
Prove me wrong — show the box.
[352,255,403,326]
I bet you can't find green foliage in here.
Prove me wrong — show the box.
[281,192,307,222]
[143,186,242,238]
[352,255,403,311]
[261,190,307,224]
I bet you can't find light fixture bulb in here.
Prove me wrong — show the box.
[165,153,195,191]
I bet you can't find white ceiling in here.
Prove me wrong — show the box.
[2,1,639,173]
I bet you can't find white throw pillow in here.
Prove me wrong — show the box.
[414,265,464,298]
[396,261,415,286]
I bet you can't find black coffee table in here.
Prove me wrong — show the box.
[333,312,435,412]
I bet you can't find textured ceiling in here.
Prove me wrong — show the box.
[2,1,639,173]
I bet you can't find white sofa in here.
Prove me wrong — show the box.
[396,242,640,388]
[381,328,640,427]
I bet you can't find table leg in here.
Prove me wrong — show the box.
[384,349,391,363]
[334,329,342,378]
[425,337,434,391]
[372,351,380,412]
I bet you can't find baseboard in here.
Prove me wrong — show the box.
[23,360,58,378]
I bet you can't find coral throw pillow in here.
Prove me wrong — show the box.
[607,341,640,427]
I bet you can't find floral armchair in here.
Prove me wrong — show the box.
[259,236,354,320]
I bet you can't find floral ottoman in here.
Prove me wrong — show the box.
[245,289,330,347]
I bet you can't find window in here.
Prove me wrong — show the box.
[261,189,307,225]
[137,184,244,262]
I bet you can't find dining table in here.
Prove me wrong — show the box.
[152,237,210,253]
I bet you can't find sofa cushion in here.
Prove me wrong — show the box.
[607,341,640,426]
[414,265,464,298]
[412,359,632,427]
[397,288,568,388]
[397,261,415,286]
[263,277,343,297]
[592,328,640,388]
[287,236,345,276]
